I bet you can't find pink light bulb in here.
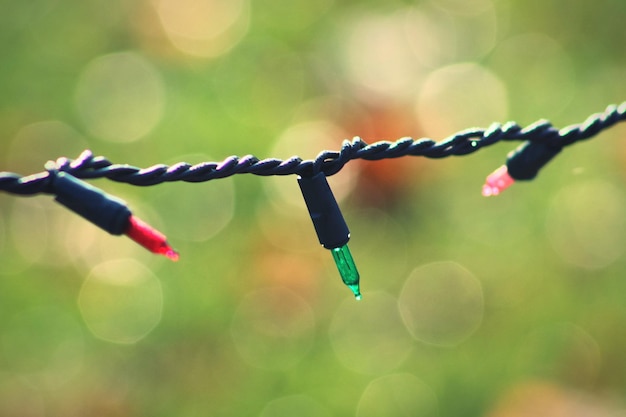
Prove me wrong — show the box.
[482,165,515,197]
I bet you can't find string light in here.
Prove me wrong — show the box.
[50,170,178,260]
[1,103,625,297]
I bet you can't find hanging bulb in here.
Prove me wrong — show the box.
[331,245,361,300]
[298,172,361,299]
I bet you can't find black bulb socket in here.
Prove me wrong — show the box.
[506,141,562,181]
[52,172,131,235]
[297,172,350,249]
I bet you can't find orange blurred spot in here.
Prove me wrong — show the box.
[487,381,618,417]
[344,103,426,208]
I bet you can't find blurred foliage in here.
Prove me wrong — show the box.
[2,0,626,416]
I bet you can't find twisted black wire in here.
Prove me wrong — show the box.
[1,102,625,196]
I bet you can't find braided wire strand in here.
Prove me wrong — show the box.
[1,102,625,196]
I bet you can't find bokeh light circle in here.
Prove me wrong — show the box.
[356,373,439,417]
[10,198,77,268]
[329,291,413,375]
[3,120,87,271]
[75,52,165,142]
[403,7,453,69]
[339,5,497,99]
[5,120,87,173]
[341,10,427,99]
[3,121,84,267]
[0,306,84,388]
[546,181,626,269]
[513,322,602,385]
[399,261,484,346]
[78,259,164,344]
[413,1,497,63]
[230,287,315,371]
[416,63,508,139]
[487,33,575,117]
[155,0,250,58]
[260,394,330,417]
[150,155,235,242]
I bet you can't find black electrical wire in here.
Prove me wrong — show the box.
[1,102,625,196]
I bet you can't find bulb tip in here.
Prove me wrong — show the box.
[483,165,515,197]
[348,284,362,300]
[162,247,180,261]
[481,183,495,197]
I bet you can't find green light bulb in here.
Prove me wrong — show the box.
[331,244,361,300]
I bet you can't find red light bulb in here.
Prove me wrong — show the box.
[125,215,179,261]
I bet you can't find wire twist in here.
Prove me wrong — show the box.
[1,102,625,196]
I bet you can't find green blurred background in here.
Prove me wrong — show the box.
[2,0,626,415]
